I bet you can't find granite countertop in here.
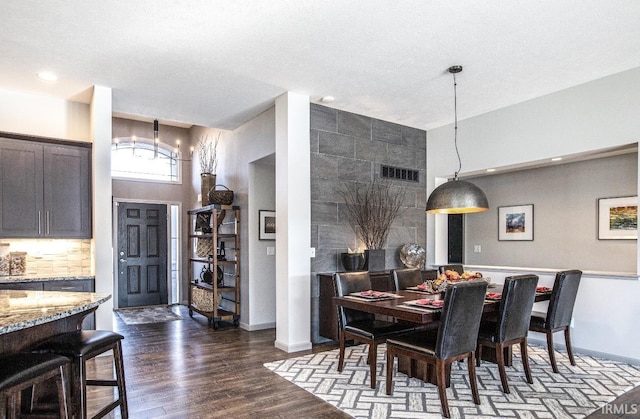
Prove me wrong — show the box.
[0,290,111,335]
[0,274,95,283]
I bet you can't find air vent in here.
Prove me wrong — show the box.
[381,165,419,182]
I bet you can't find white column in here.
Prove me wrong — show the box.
[274,92,312,352]
[90,85,114,330]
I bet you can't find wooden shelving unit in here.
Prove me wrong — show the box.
[187,204,240,329]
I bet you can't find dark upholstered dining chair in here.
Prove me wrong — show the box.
[529,270,582,373]
[334,271,415,389]
[385,280,488,418]
[476,274,539,393]
[437,264,464,275]
[392,268,423,291]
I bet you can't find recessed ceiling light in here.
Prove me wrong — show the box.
[551,157,562,161]
[36,71,58,82]
[320,96,335,103]
[486,168,496,172]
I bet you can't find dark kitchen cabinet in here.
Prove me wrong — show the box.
[0,134,92,238]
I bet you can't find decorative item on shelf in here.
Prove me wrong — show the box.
[340,248,365,272]
[339,176,405,272]
[217,241,226,261]
[196,238,213,258]
[217,266,224,287]
[195,213,212,233]
[399,243,426,269]
[9,252,27,276]
[197,133,220,206]
[200,266,213,285]
[208,185,234,205]
[216,209,226,231]
[425,65,489,214]
[0,244,9,276]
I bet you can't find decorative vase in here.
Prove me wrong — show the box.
[340,253,365,271]
[201,173,216,206]
[363,249,386,272]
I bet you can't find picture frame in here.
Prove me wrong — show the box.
[498,204,534,241]
[259,210,276,240]
[597,196,637,240]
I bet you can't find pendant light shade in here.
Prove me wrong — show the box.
[425,65,489,214]
[426,178,488,214]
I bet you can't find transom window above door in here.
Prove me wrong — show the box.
[112,137,181,183]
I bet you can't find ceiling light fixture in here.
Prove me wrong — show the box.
[551,157,562,161]
[153,119,159,158]
[425,65,489,214]
[320,96,335,103]
[36,71,58,82]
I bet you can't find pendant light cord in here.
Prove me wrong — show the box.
[453,71,462,180]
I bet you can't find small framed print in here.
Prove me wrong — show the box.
[498,204,534,241]
[598,196,637,240]
[259,210,276,240]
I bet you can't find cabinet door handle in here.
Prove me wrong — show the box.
[46,211,50,236]
[38,211,42,235]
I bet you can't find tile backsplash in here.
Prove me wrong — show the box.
[0,239,92,276]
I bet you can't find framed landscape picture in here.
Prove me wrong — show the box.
[598,196,637,240]
[498,204,534,241]
[259,210,276,240]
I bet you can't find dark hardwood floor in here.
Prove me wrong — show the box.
[86,305,640,418]
[85,305,349,418]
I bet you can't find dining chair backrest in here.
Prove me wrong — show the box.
[436,280,488,359]
[438,264,464,275]
[392,268,422,291]
[496,274,539,342]
[334,271,375,326]
[546,270,582,329]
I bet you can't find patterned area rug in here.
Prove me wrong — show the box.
[264,344,640,418]
[115,305,183,325]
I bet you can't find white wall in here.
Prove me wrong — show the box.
[218,107,276,329]
[426,67,640,363]
[0,88,90,140]
[248,161,276,329]
[274,92,311,353]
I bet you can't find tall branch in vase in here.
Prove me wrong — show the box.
[197,133,220,206]
[339,177,405,250]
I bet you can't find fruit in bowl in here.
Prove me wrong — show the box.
[461,270,483,280]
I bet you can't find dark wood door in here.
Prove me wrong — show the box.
[117,202,168,308]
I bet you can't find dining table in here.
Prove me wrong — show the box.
[333,284,552,384]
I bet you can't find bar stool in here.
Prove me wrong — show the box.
[33,330,128,419]
[0,352,70,418]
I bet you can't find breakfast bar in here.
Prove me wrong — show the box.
[0,289,111,355]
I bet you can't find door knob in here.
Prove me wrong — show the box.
[119,259,127,263]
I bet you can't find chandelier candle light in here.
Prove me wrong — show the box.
[425,65,489,214]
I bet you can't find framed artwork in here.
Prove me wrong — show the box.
[498,204,534,241]
[598,196,637,240]
[259,210,276,240]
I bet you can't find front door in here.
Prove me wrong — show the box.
[117,202,168,308]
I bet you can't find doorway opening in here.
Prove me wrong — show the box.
[113,200,181,308]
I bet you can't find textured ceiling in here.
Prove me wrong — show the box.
[2,1,640,131]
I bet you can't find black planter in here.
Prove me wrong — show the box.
[340,253,365,271]
[363,249,385,272]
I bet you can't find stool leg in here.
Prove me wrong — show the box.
[51,364,69,419]
[114,341,129,419]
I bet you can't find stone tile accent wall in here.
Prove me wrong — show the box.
[310,104,427,342]
[0,239,92,276]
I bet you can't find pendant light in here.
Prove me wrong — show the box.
[425,65,489,214]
